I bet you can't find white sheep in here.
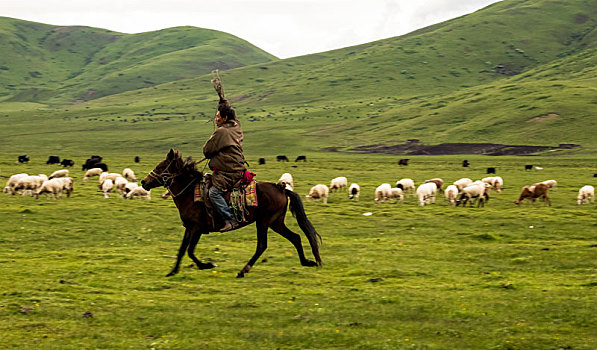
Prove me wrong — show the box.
[12,174,48,196]
[114,176,129,195]
[454,178,473,191]
[49,169,69,179]
[98,172,122,189]
[456,181,490,207]
[396,178,415,196]
[278,172,294,191]
[389,187,404,203]
[577,185,594,205]
[416,182,437,206]
[482,176,504,193]
[445,184,459,206]
[35,177,73,199]
[348,183,360,200]
[424,178,444,193]
[540,179,557,192]
[83,168,103,182]
[122,168,138,182]
[102,179,114,198]
[330,176,348,192]
[374,183,392,204]
[3,173,28,194]
[125,182,139,193]
[306,184,329,204]
[125,186,151,200]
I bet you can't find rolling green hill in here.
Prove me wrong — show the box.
[0,0,595,155]
[0,17,277,103]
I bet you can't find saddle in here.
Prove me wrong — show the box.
[193,172,258,232]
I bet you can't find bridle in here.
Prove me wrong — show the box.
[146,158,202,198]
[146,158,177,187]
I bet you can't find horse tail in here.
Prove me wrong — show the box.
[287,190,322,266]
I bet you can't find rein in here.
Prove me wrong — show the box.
[167,176,198,198]
[147,157,203,199]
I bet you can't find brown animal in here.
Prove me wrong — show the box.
[515,183,551,206]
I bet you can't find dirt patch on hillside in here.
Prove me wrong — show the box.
[325,142,580,156]
[527,113,559,122]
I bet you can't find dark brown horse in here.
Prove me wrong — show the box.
[141,149,322,278]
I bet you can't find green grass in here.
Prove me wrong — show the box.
[1,153,596,349]
[0,2,596,347]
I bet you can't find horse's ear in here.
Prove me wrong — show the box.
[168,149,175,159]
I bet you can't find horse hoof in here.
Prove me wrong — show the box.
[199,262,217,270]
[166,271,177,277]
[302,260,318,267]
[236,272,244,278]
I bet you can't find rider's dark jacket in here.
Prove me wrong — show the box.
[202,119,246,190]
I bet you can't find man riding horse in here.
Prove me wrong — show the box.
[203,73,246,232]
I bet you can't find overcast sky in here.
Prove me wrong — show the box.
[3,0,501,59]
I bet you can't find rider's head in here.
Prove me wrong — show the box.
[217,102,236,121]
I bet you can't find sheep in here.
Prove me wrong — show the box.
[540,179,557,192]
[515,183,550,206]
[482,176,504,193]
[330,176,348,192]
[122,168,138,182]
[12,175,48,196]
[3,173,28,194]
[389,187,404,203]
[35,177,73,199]
[125,186,151,200]
[456,181,490,207]
[576,185,594,205]
[416,182,437,206]
[278,172,294,191]
[306,184,329,204]
[83,168,103,182]
[348,183,360,200]
[374,183,392,204]
[49,169,69,179]
[101,179,114,198]
[454,178,473,191]
[424,178,444,193]
[396,178,415,196]
[125,182,139,193]
[114,176,129,195]
[445,185,459,206]
[98,172,122,189]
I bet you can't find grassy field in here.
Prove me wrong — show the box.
[1,152,595,349]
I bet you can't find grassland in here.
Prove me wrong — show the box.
[1,152,596,349]
[0,1,596,347]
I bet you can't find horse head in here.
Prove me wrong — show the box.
[141,149,184,190]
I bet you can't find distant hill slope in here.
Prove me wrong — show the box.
[0,17,277,103]
[0,0,596,154]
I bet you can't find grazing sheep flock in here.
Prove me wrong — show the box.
[276,170,593,208]
[4,164,149,201]
[4,161,595,209]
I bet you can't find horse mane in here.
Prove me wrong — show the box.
[182,159,203,179]
[171,150,203,179]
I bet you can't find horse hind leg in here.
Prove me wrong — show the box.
[271,219,318,267]
[237,221,269,278]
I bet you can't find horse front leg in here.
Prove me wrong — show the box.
[237,221,269,278]
[187,230,217,270]
[166,227,192,277]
